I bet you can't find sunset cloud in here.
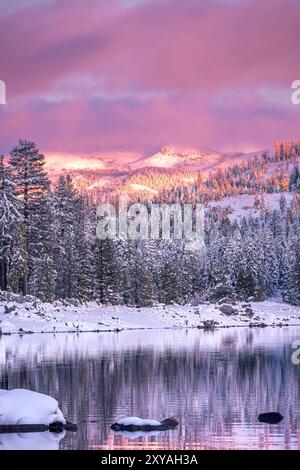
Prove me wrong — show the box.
[0,0,299,160]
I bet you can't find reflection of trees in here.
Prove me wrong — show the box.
[0,344,299,449]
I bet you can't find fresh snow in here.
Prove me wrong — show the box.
[210,192,294,221]
[116,417,161,427]
[1,296,300,335]
[0,389,65,426]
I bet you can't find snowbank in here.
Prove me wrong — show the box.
[1,292,300,335]
[0,389,65,426]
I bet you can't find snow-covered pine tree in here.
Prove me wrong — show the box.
[261,227,279,296]
[159,255,180,304]
[53,175,93,300]
[235,234,266,301]
[0,155,26,291]
[118,240,156,306]
[9,140,55,298]
[93,238,120,304]
[281,234,300,305]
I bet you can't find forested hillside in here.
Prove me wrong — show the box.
[1,140,300,306]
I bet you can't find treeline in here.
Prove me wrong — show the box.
[1,140,300,306]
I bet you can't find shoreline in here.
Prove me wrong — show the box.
[1,295,300,335]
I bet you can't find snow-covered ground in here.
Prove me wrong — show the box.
[1,294,300,335]
[210,192,294,222]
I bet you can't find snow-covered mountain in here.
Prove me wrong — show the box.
[131,146,224,169]
[44,145,271,197]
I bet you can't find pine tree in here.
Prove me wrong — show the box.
[9,140,55,297]
[262,228,279,296]
[94,238,120,304]
[159,258,180,304]
[235,234,266,300]
[53,175,93,300]
[118,240,156,306]
[0,155,26,291]
[282,235,300,305]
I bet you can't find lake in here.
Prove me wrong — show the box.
[0,326,300,450]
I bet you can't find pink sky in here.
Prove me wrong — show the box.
[0,0,299,163]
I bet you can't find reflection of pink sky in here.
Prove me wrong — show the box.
[0,0,300,166]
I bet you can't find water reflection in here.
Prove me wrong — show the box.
[0,327,300,449]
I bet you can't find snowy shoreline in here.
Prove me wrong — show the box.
[1,293,300,335]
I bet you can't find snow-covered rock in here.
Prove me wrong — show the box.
[115,417,161,427]
[111,416,179,432]
[0,389,65,426]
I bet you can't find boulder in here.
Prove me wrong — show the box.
[245,307,254,318]
[4,305,16,314]
[258,412,283,424]
[219,304,235,315]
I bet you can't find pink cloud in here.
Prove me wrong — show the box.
[0,0,299,157]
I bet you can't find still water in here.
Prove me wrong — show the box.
[0,327,300,450]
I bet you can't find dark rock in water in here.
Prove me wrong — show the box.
[160,418,178,429]
[0,421,77,434]
[65,421,78,432]
[49,421,77,433]
[48,421,65,433]
[258,412,283,424]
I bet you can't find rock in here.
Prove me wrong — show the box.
[242,303,251,308]
[218,297,233,305]
[4,305,16,314]
[245,307,254,318]
[111,417,179,432]
[219,304,235,315]
[202,320,218,330]
[160,418,179,429]
[258,412,283,424]
[247,296,255,302]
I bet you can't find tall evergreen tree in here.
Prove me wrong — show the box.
[9,140,55,297]
[0,155,26,291]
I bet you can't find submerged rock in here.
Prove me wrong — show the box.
[258,412,283,424]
